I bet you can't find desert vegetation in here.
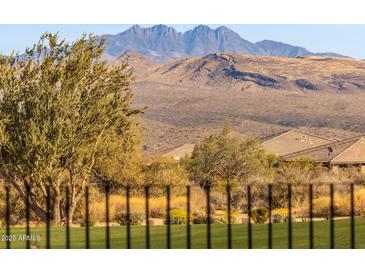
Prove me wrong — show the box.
[0,33,364,230]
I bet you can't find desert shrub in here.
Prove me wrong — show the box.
[192,213,208,224]
[312,188,365,218]
[354,189,365,216]
[213,210,240,224]
[283,214,296,223]
[191,211,239,224]
[115,211,145,226]
[251,208,268,224]
[271,208,288,223]
[212,215,227,224]
[272,214,284,223]
[164,209,190,225]
[89,202,107,223]
[80,214,97,227]
[272,208,288,215]
[313,197,331,219]
[149,197,165,218]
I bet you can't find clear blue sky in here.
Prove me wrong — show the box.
[0,24,364,59]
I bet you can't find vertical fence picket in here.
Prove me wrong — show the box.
[5,186,10,249]
[206,184,211,249]
[5,181,362,249]
[166,185,171,249]
[227,185,232,249]
[350,183,355,249]
[46,185,51,249]
[65,186,70,249]
[247,185,252,249]
[309,184,314,249]
[25,184,30,249]
[186,185,191,249]
[85,186,90,249]
[145,186,150,249]
[268,184,272,249]
[126,185,131,249]
[105,184,110,249]
[330,184,335,249]
[288,184,292,249]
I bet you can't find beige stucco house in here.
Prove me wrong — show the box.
[282,135,365,173]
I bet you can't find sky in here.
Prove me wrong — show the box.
[0,24,364,59]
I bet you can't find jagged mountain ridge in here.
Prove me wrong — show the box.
[102,25,348,62]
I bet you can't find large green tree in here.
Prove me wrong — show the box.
[187,128,276,187]
[0,33,140,225]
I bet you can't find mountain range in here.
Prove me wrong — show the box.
[102,25,347,62]
[113,50,365,152]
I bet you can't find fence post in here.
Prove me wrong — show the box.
[330,184,335,249]
[206,184,211,249]
[166,185,171,249]
[25,183,30,249]
[126,185,131,249]
[247,185,252,249]
[105,183,110,249]
[268,184,272,249]
[227,184,232,249]
[350,183,355,249]
[186,185,191,249]
[85,186,90,249]
[309,184,314,249]
[288,184,292,249]
[5,186,10,249]
[65,186,70,249]
[46,185,51,249]
[145,185,150,249]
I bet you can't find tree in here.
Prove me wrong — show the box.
[142,157,189,195]
[187,128,275,188]
[92,119,143,191]
[275,157,317,185]
[0,33,140,225]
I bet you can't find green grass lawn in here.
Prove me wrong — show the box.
[1,217,364,249]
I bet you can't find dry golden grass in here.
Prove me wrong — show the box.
[312,189,365,217]
[88,190,207,222]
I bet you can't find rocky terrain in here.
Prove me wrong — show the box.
[115,51,365,153]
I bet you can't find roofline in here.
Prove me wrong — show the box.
[262,129,334,145]
[293,129,337,142]
[282,135,365,159]
[330,138,364,164]
[330,161,365,165]
[161,143,196,156]
[262,129,293,144]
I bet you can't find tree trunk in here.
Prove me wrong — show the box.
[67,195,81,225]
[5,176,48,221]
[53,195,62,226]
[66,182,87,225]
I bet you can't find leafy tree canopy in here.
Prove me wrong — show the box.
[187,127,276,187]
[0,33,140,225]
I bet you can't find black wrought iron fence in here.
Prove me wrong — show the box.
[0,183,362,249]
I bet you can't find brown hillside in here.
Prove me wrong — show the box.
[113,52,365,153]
[143,53,365,93]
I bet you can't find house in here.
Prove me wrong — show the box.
[162,144,196,160]
[161,130,246,161]
[282,135,365,173]
[262,130,335,156]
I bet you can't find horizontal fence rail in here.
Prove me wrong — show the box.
[0,182,364,249]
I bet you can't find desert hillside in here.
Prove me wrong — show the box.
[116,52,365,153]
